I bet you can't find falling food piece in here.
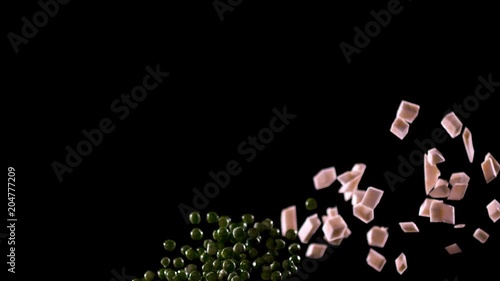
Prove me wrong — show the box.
[449,172,470,186]
[338,174,361,194]
[361,187,384,209]
[343,192,354,201]
[280,205,297,236]
[429,179,451,198]
[367,226,389,248]
[366,248,387,272]
[399,222,419,233]
[337,171,361,185]
[427,148,445,165]
[390,117,410,140]
[486,199,500,223]
[313,167,337,190]
[424,154,441,195]
[462,127,475,163]
[473,228,489,244]
[396,100,420,123]
[321,215,328,224]
[352,190,366,206]
[354,203,375,224]
[430,201,455,224]
[445,243,462,255]
[395,253,408,275]
[447,183,468,201]
[324,235,343,246]
[441,112,463,139]
[298,214,321,244]
[482,153,500,184]
[322,215,348,241]
[326,207,339,217]
[419,198,442,217]
[454,224,466,229]
[305,243,328,259]
[352,163,367,175]
[343,226,352,238]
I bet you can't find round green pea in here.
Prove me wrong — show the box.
[232,227,246,241]
[189,211,201,224]
[241,214,254,224]
[248,248,259,258]
[205,272,216,281]
[263,252,274,264]
[266,238,276,250]
[275,239,286,250]
[206,242,217,255]
[282,259,292,270]
[221,247,233,259]
[180,245,191,255]
[158,268,167,280]
[285,229,298,240]
[188,271,201,281]
[222,259,236,272]
[290,254,301,266]
[217,228,230,241]
[163,239,176,251]
[305,198,317,210]
[186,248,197,260]
[262,218,274,230]
[144,270,156,281]
[206,212,219,224]
[240,259,251,271]
[184,264,197,274]
[271,271,282,281]
[173,257,184,268]
[252,257,264,268]
[247,228,259,239]
[269,228,280,238]
[288,243,301,255]
[202,263,212,273]
[165,269,176,281]
[231,276,241,281]
[176,270,187,281]
[217,269,228,280]
[190,228,203,240]
[239,271,250,281]
[218,216,231,228]
[233,242,246,254]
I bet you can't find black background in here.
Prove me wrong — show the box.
[3,1,499,281]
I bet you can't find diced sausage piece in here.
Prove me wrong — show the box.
[419,198,442,217]
[353,203,375,224]
[322,215,348,241]
[482,153,500,184]
[326,207,339,217]
[313,167,337,190]
[429,179,450,198]
[427,148,445,165]
[445,243,462,255]
[352,190,366,206]
[449,172,470,186]
[338,174,361,194]
[430,201,455,224]
[281,205,297,236]
[447,183,468,201]
[473,228,489,244]
[441,112,463,139]
[396,100,420,123]
[390,117,410,140]
[352,163,367,175]
[337,171,361,185]
[395,253,408,275]
[298,214,321,244]
[462,127,475,163]
[424,154,441,195]
[399,222,419,233]
[454,224,466,229]
[486,199,500,223]
[361,187,384,209]
[367,226,389,248]
[305,243,328,259]
[366,248,387,272]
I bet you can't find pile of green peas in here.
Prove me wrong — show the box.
[134,211,303,281]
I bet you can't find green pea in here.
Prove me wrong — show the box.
[247,228,259,239]
[305,198,317,210]
[262,219,274,230]
[188,271,201,281]
[285,229,297,240]
[218,216,231,228]
[271,271,282,281]
[239,270,250,281]
[202,263,212,273]
[205,272,216,281]
[282,259,291,270]
[221,247,233,259]
[166,269,176,281]
[144,270,156,281]
[207,242,218,256]
[252,257,264,268]
[289,254,301,266]
[245,237,260,248]
[190,228,203,241]
[173,257,184,268]
[288,243,301,255]
[217,269,228,280]
[164,240,176,251]
[241,214,254,224]
[269,228,280,238]
[290,264,298,274]
[222,259,236,272]
[180,245,191,255]
[253,222,263,232]
[176,270,187,281]
[266,238,276,250]
[212,259,221,270]
[233,242,246,254]
[262,252,274,264]
[206,212,219,224]
[189,211,201,224]
[199,252,210,263]
[161,257,171,267]
[232,227,246,241]
[185,248,197,260]
[239,259,251,271]
[217,228,230,241]
[260,269,271,280]
[203,239,213,248]
[227,272,238,280]
[270,261,280,272]
[275,239,286,250]
[248,248,258,258]
[282,270,292,279]
[231,276,241,281]
[185,264,197,274]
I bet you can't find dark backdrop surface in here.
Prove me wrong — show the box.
[3,1,499,281]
